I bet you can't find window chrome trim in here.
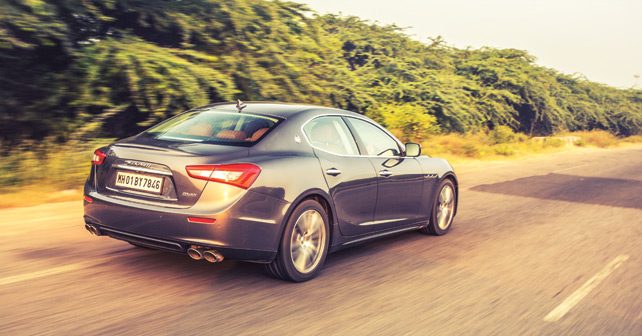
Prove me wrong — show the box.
[301,115,360,156]
[300,113,416,159]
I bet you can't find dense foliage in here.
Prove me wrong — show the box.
[1,0,641,146]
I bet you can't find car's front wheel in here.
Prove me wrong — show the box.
[421,179,457,236]
[265,199,329,282]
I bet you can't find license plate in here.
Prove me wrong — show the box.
[115,171,164,194]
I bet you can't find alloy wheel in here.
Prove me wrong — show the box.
[436,184,455,230]
[289,209,326,274]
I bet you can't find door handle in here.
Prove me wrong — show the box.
[325,168,342,176]
[379,169,393,177]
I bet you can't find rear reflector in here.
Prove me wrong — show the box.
[92,149,107,165]
[186,163,261,189]
[83,195,93,203]
[187,217,216,224]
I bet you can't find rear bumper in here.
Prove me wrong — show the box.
[83,187,289,262]
[86,224,277,261]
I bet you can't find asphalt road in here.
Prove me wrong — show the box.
[1,146,641,336]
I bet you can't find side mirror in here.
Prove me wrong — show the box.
[405,142,421,157]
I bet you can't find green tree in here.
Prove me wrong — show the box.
[370,103,440,142]
[0,0,640,146]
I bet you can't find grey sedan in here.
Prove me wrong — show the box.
[83,102,458,282]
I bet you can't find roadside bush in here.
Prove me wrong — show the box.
[461,143,481,157]
[571,131,618,148]
[514,133,529,142]
[422,130,628,161]
[0,139,111,191]
[623,135,642,143]
[493,144,516,156]
[488,126,517,145]
[541,138,564,148]
[372,103,440,142]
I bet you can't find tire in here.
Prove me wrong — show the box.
[421,179,457,236]
[265,199,330,282]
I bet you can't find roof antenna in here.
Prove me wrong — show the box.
[236,99,247,113]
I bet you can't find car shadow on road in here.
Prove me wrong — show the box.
[97,247,271,282]
[73,229,443,286]
[471,173,642,210]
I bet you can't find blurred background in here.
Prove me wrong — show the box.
[1,1,641,335]
[1,0,641,206]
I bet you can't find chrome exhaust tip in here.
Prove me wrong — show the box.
[203,250,224,263]
[187,247,204,261]
[85,224,99,236]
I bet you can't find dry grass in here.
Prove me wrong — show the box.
[423,129,642,163]
[0,188,82,209]
[423,130,564,162]
[0,131,640,209]
[0,139,111,208]
[0,139,111,190]
[567,130,619,148]
[622,135,642,144]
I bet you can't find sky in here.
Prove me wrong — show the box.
[294,0,642,89]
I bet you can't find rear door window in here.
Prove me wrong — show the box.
[144,110,280,146]
[303,116,359,156]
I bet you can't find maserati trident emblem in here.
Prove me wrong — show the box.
[236,99,247,113]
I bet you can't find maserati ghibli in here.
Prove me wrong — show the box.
[83,102,458,282]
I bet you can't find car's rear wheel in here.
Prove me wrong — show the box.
[265,199,329,282]
[421,179,457,236]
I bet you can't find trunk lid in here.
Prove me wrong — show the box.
[95,135,249,207]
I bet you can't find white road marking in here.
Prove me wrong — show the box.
[0,263,86,286]
[544,255,629,322]
[552,162,593,173]
[0,251,139,286]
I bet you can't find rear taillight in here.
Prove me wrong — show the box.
[92,149,107,165]
[186,163,261,189]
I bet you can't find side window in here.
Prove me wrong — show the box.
[303,117,359,156]
[346,118,400,157]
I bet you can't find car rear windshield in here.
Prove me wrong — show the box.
[143,110,281,146]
